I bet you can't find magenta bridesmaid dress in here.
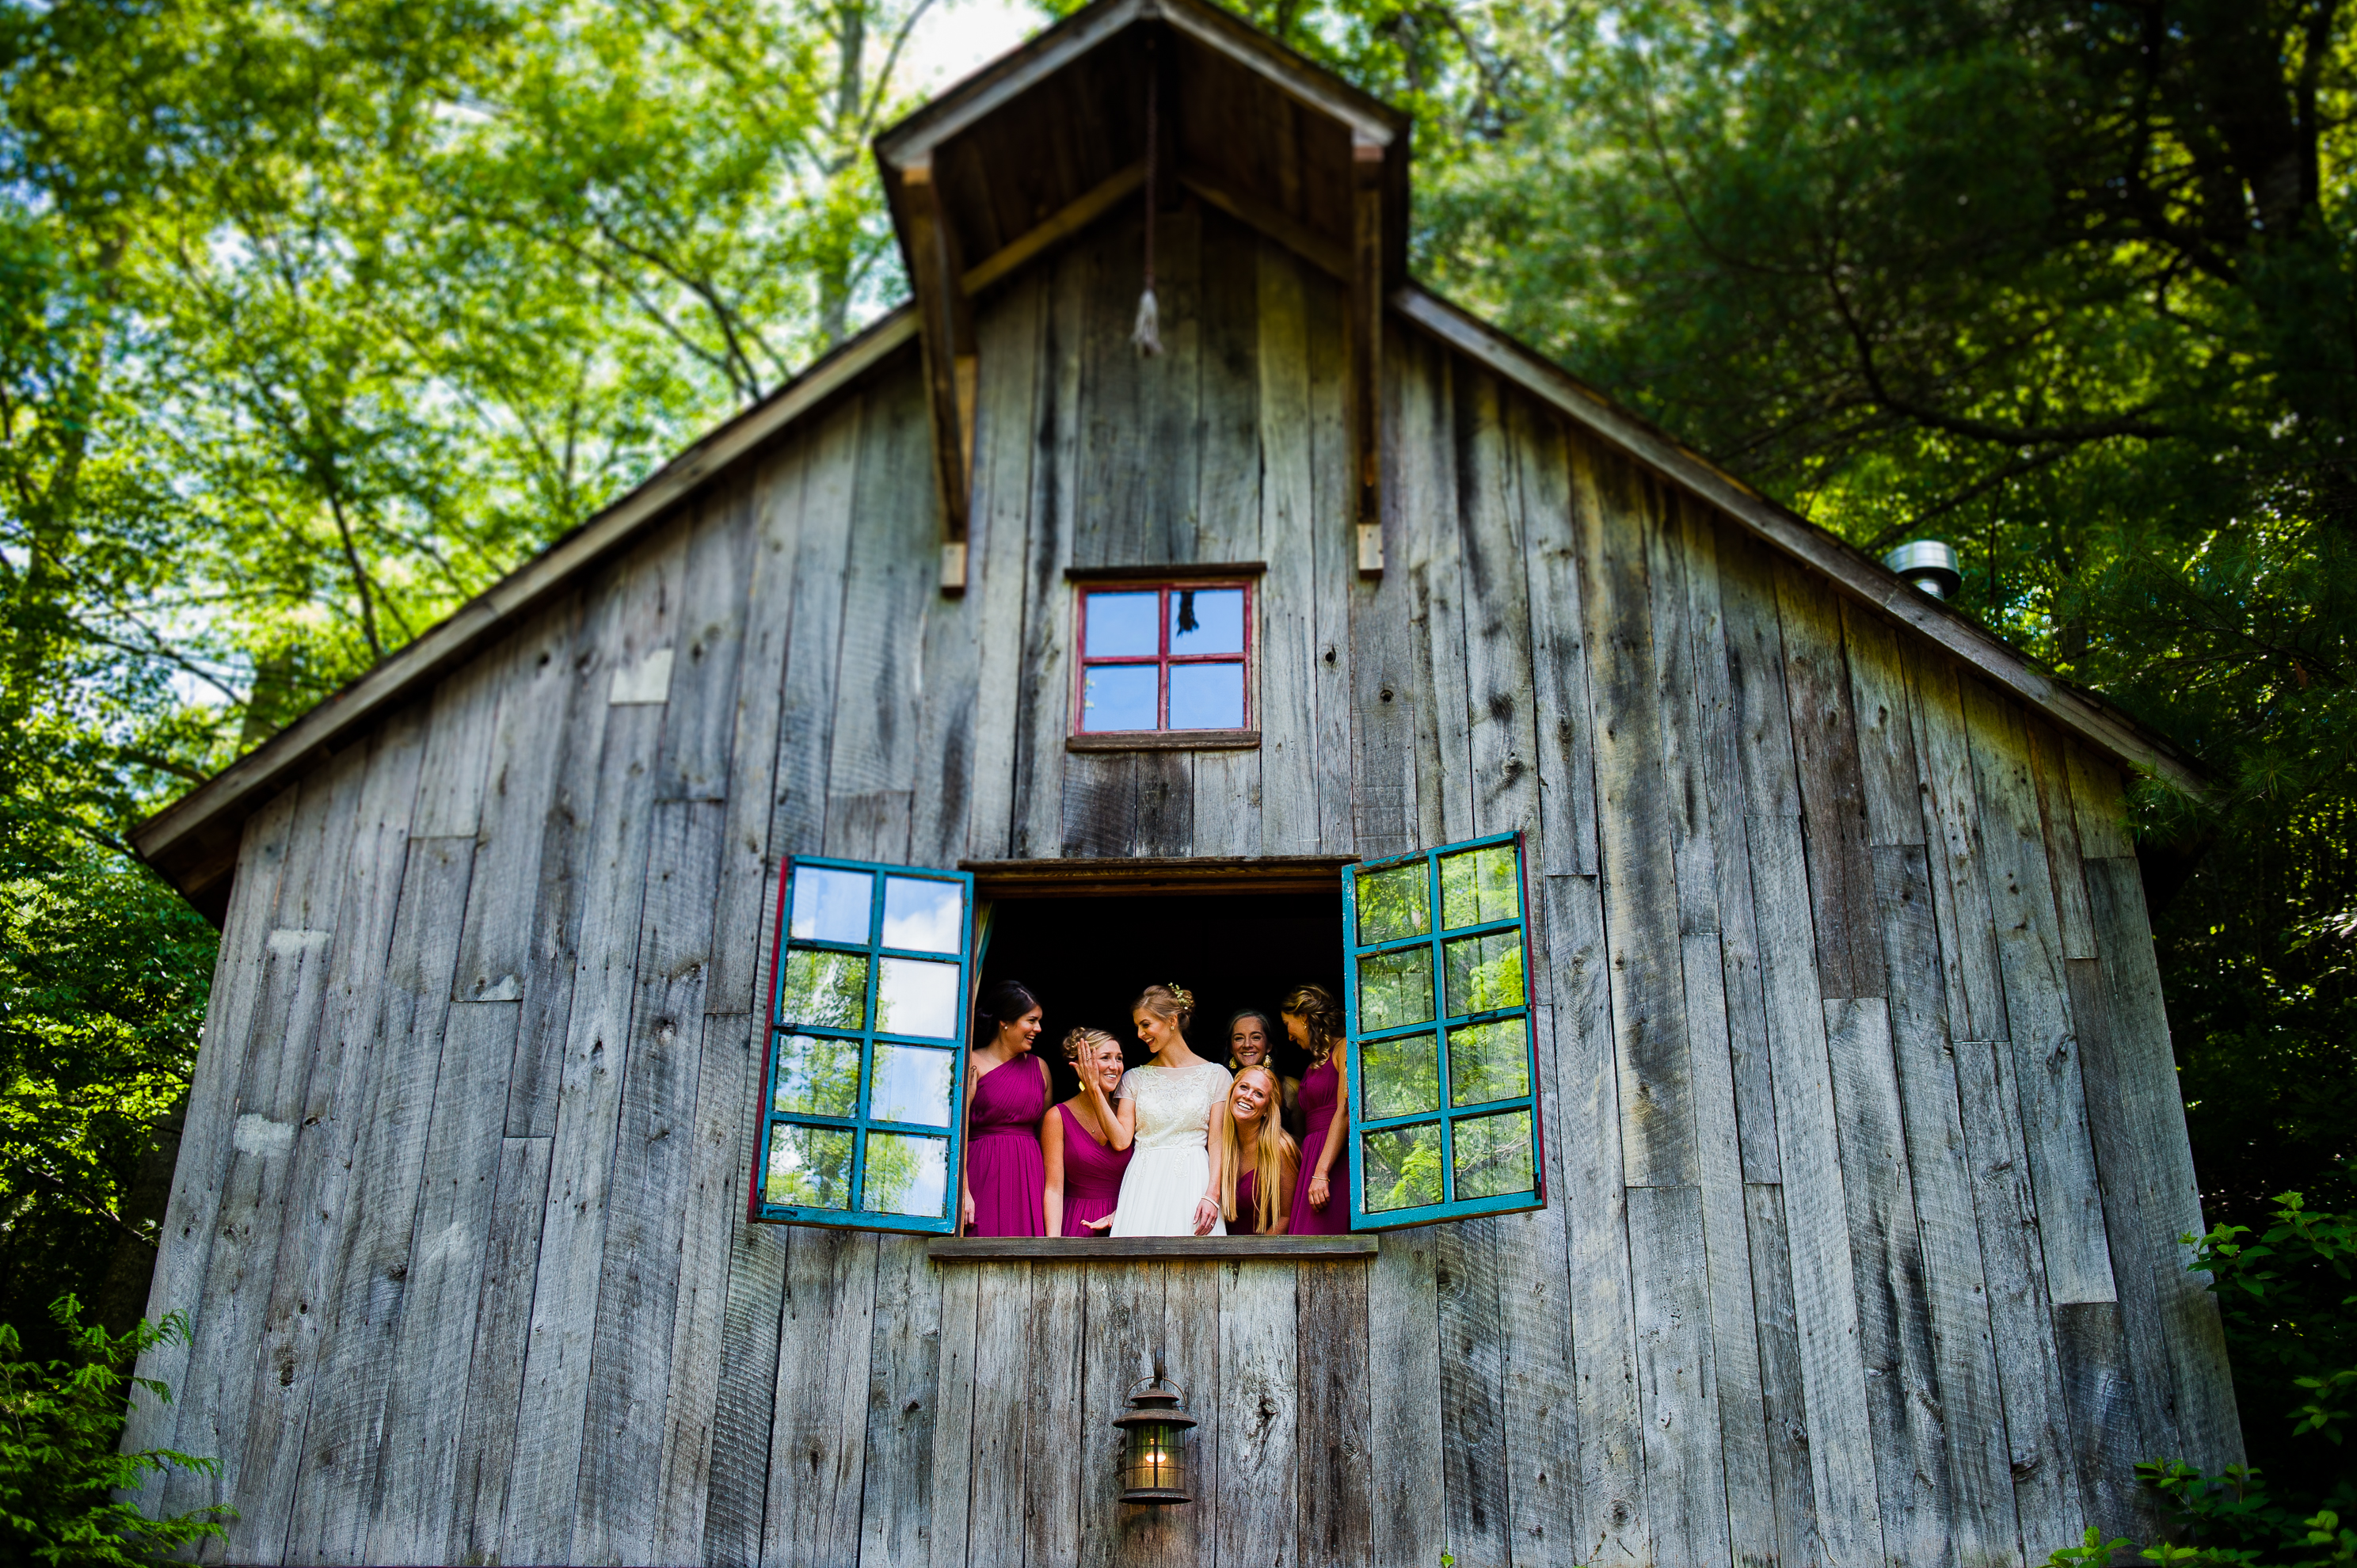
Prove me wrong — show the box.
[1232,1167,1262,1234]
[966,1058,1048,1236]
[1288,1058,1350,1235]
[1056,1102,1133,1236]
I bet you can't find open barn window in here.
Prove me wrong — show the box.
[753,858,977,1233]
[1343,834,1547,1229]
[1068,577,1256,747]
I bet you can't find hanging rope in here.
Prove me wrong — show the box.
[1131,32,1163,357]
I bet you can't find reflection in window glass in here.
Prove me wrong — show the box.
[1453,1109,1536,1200]
[1083,592,1159,657]
[876,957,961,1039]
[881,877,963,953]
[1081,665,1158,732]
[780,950,868,1029]
[790,866,872,943]
[1361,1031,1441,1120]
[773,1033,861,1117]
[1167,662,1244,729]
[766,1125,853,1208]
[1448,1018,1529,1106]
[1438,843,1520,931]
[1355,861,1430,945]
[1169,588,1244,654]
[1357,948,1435,1033]
[1443,932,1525,1017]
[860,1132,950,1217]
[1361,1123,1443,1212]
[867,1044,954,1127]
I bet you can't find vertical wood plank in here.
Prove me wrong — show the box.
[1436,1216,1512,1568]
[966,1260,1032,1568]
[1256,235,1319,859]
[1841,603,1927,847]
[1024,1262,1086,1567]
[656,480,758,803]
[769,400,862,866]
[1305,259,1357,856]
[1079,1262,1162,1568]
[2066,745,2135,861]
[1873,844,2024,1567]
[701,1060,791,1567]
[1515,412,1600,878]
[410,650,508,840]
[1905,651,2012,1046]
[1963,683,2112,1308]
[961,276,1044,862]
[2029,723,2096,961]
[1775,561,1883,1000]
[366,1001,520,1564]
[926,1262,982,1568]
[1297,1258,1374,1568]
[1714,530,1803,820]
[574,799,728,1564]
[1401,333,1471,846]
[1367,1225,1446,1568]
[1544,873,1646,1568]
[1457,370,1541,846]
[1162,1257,1223,1567]
[1745,1182,1825,1568]
[1198,206,1263,568]
[762,1231,879,1566]
[2053,1301,2148,1543]
[286,833,479,1563]
[452,602,578,1007]
[451,1133,554,1566]
[1645,489,1720,939]
[1628,1183,1734,1568]
[1346,323,1421,862]
[1496,999,1580,1568]
[1009,249,1083,860]
[1747,813,1886,1567]
[859,1238,943,1567]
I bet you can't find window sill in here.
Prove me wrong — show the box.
[1067,729,1260,753]
[929,1235,1377,1261]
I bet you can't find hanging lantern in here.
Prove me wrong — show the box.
[1113,1358,1198,1505]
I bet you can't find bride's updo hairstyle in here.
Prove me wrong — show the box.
[1133,982,1195,1036]
[1279,983,1344,1065]
[974,980,1041,1045]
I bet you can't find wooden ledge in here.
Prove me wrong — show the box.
[958,854,1353,898]
[929,1235,1377,1261]
[1064,561,1266,582]
[1068,729,1259,752]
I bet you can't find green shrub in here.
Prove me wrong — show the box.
[0,1295,228,1566]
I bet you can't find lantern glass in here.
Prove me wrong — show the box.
[1121,1418,1184,1496]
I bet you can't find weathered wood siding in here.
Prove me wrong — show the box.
[131,204,2237,1568]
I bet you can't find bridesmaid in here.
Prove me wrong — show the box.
[1224,1009,1303,1140]
[961,980,1051,1236]
[1217,1065,1298,1234]
[1042,1027,1134,1236]
[1283,984,1351,1235]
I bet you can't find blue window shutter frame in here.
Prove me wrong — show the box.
[1344,832,1548,1231]
[752,856,978,1234]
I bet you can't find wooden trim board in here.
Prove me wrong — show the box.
[1066,560,1267,581]
[1067,729,1261,752]
[930,1235,1377,1260]
[958,855,1354,899]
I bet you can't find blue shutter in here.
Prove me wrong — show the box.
[752,857,977,1234]
[1343,832,1546,1230]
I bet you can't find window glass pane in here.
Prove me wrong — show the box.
[1443,932,1525,1017]
[1360,1030,1441,1120]
[1080,664,1158,732]
[1084,592,1159,657]
[1167,661,1244,729]
[765,1124,853,1208]
[1449,1018,1530,1106]
[860,1132,950,1217]
[772,1032,861,1117]
[1452,1109,1536,1201]
[780,950,869,1029]
[868,1044,954,1127]
[1356,947,1435,1032]
[789,866,873,943]
[1439,843,1521,931]
[1168,587,1244,654]
[1361,1122,1443,1213]
[1355,861,1430,945]
[876,957,961,1039]
[881,876,963,953]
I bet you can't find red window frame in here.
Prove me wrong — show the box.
[1070,578,1255,736]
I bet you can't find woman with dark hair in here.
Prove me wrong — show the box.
[1225,1008,1303,1140]
[961,979,1050,1236]
[1282,983,1350,1235]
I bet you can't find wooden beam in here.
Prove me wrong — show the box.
[900,157,975,592]
[1179,173,1347,280]
[963,162,1146,294]
[1388,283,2209,796]
[928,1235,1378,1260]
[1350,131,1384,576]
[958,853,1354,899]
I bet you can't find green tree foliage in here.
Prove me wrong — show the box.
[0,1296,228,1566]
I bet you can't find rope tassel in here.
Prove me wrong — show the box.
[1133,31,1163,358]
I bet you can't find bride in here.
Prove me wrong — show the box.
[1110,983,1233,1237]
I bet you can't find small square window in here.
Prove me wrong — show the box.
[1072,579,1254,740]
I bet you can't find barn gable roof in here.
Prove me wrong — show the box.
[130,0,2200,917]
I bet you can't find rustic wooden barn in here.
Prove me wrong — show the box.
[124,2,2242,1563]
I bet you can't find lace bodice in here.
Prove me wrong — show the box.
[1118,1061,1233,1152]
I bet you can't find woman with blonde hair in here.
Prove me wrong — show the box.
[1225,1009,1303,1140]
[1109,983,1233,1236]
[1217,1065,1298,1234]
[1282,983,1351,1235]
[1042,1027,1133,1236]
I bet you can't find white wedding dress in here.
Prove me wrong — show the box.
[1109,1060,1233,1236]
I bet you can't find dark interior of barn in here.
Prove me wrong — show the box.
[973,889,1346,1097]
